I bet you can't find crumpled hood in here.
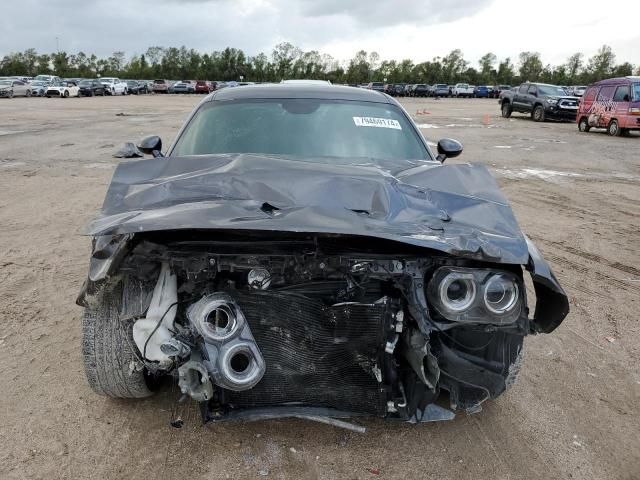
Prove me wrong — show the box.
[86,154,529,264]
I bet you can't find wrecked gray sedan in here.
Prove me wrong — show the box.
[78,84,569,429]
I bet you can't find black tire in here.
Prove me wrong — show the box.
[63,90,69,98]
[26,90,32,97]
[8,90,14,99]
[532,105,545,122]
[578,117,590,132]
[608,119,621,136]
[501,101,512,118]
[82,280,156,398]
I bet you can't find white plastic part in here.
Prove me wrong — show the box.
[132,262,177,364]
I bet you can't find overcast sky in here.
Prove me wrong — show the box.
[3,0,639,67]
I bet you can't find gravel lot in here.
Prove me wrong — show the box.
[0,94,638,480]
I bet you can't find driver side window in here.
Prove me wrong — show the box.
[527,85,537,95]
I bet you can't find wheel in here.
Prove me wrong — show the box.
[90,90,95,97]
[8,90,13,99]
[501,102,512,118]
[111,88,115,95]
[82,279,157,398]
[608,120,622,136]
[26,90,31,97]
[578,117,591,132]
[532,105,545,122]
[63,90,69,98]
[101,90,105,96]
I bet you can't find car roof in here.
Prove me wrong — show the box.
[208,84,394,103]
[592,76,640,86]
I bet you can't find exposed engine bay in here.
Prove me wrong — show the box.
[80,230,547,427]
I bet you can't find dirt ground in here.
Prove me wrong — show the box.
[0,93,638,480]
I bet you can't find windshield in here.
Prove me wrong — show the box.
[538,85,568,96]
[34,75,50,81]
[79,80,92,86]
[32,81,46,86]
[632,83,640,102]
[172,99,429,162]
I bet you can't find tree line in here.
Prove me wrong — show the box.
[1,43,638,86]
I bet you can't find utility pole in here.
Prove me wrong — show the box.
[56,37,59,54]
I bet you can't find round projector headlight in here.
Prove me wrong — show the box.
[439,272,476,312]
[483,274,519,314]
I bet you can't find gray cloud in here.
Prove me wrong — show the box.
[295,0,494,27]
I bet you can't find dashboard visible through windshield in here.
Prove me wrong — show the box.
[170,99,430,162]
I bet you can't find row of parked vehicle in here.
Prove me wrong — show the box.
[0,75,234,99]
[359,82,591,100]
[498,76,640,136]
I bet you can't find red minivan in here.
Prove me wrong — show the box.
[577,76,640,136]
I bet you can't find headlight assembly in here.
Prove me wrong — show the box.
[427,267,522,324]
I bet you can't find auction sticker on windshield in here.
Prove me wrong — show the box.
[353,117,402,130]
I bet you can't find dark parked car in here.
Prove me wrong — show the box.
[78,79,107,96]
[490,85,511,99]
[78,84,569,430]
[411,84,429,97]
[500,83,579,121]
[125,80,147,94]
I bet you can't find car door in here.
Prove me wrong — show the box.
[594,85,616,128]
[513,84,530,111]
[13,81,26,96]
[612,84,631,128]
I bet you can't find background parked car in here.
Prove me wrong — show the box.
[489,85,507,98]
[152,79,169,93]
[125,80,144,94]
[453,83,474,97]
[33,74,61,84]
[500,82,579,122]
[366,82,385,92]
[403,84,414,96]
[46,80,80,98]
[0,79,31,98]
[30,80,50,97]
[172,80,195,94]
[411,84,429,97]
[474,85,490,98]
[100,77,128,95]
[430,84,450,97]
[571,85,587,97]
[78,79,106,96]
[194,80,211,94]
[577,76,640,136]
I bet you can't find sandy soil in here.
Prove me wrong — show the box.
[0,94,638,480]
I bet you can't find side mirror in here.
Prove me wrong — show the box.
[138,136,163,157]
[436,138,463,163]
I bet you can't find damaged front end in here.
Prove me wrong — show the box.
[78,228,568,429]
[77,154,569,430]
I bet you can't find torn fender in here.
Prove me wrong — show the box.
[526,237,570,333]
